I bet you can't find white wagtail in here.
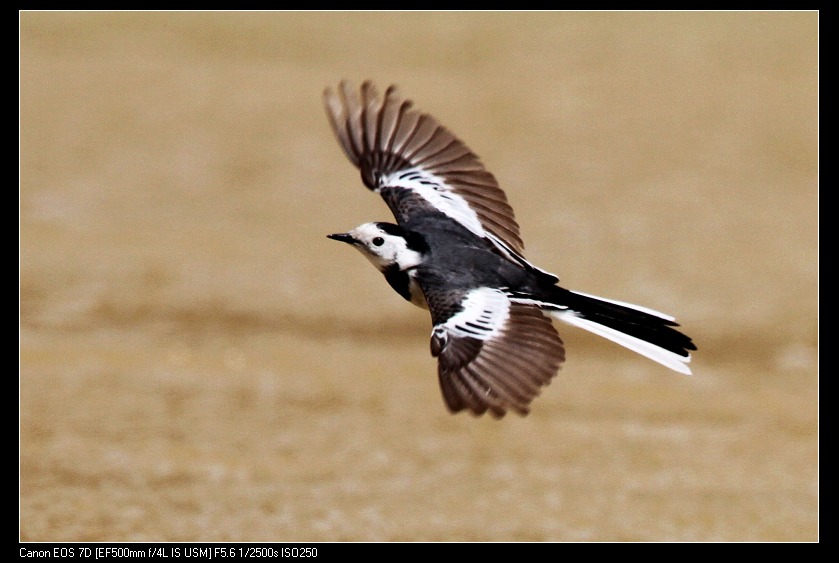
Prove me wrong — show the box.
[325,81,696,418]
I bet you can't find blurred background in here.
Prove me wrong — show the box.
[20,11,817,541]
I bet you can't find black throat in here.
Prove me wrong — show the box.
[383,263,415,302]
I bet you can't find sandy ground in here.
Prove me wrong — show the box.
[20,12,818,541]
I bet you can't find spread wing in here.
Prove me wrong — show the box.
[426,287,565,418]
[323,80,557,282]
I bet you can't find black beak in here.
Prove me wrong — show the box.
[327,232,356,244]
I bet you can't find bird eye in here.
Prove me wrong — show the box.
[372,237,385,247]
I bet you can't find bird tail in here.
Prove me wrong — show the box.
[508,288,696,374]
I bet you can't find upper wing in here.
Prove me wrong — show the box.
[323,80,557,282]
[426,287,565,418]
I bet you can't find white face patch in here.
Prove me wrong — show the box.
[347,223,424,272]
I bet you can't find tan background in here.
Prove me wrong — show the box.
[20,12,818,541]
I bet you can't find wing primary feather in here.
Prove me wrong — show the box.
[410,138,464,168]
[387,102,417,160]
[323,88,356,166]
[460,366,507,417]
[339,81,365,165]
[449,369,488,415]
[376,88,399,164]
[360,81,376,160]
[400,121,444,163]
[470,354,536,405]
[478,351,542,395]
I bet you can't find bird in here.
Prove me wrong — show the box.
[323,80,696,418]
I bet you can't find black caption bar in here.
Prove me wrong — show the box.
[19,544,323,559]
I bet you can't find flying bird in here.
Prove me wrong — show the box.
[324,80,696,418]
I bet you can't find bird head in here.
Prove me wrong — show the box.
[327,222,426,272]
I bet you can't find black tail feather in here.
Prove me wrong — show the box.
[507,287,696,371]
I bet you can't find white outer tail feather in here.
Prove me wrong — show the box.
[549,309,693,375]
